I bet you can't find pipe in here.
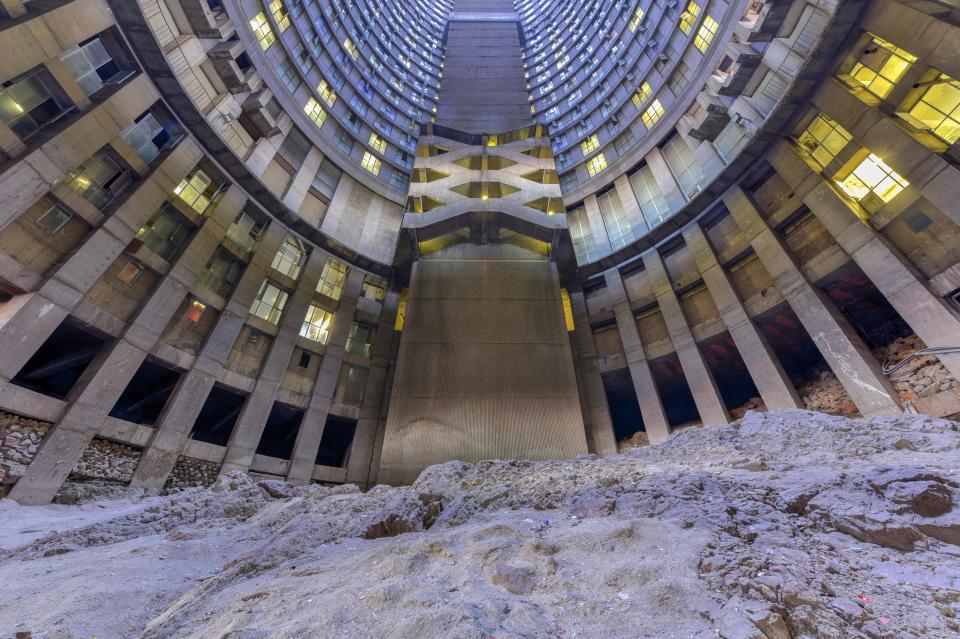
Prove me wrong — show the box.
[882,346,960,376]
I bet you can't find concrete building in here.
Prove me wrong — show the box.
[1,0,960,503]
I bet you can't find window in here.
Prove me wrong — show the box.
[225,212,265,251]
[317,259,347,299]
[271,235,306,278]
[837,153,909,205]
[298,351,311,368]
[66,150,131,210]
[361,276,385,301]
[198,248,243,298]
[368,132,387,153]
[0,69,71,141]
[250,280,289,324]
[344,38,359,60]
[318,79,337,107]
[679,1,701,35]
[135,205,191,261]
[898,72,960,144]
[663,135,705,198]
[304,98,327,128]
[580,133,600,156]
[174,168,219,214]
[361,151,382,175]
[586,152,607,177]
[632,82,653,109]
[345,322,374,358]
[300,304,333,343]
[845,35,916,99]
[629,164,671,227]
[121,111,175,165]
[642,99,664,128]
[277,58,300,93]
[668,61,693,94]
[629,7,645,32]
[250,12,276,50]
[598,188,632,249]
[117,259,145,286]
[796,114,852,171]
[37,204,73,234]
[694,16,719,53]
[269,0,290,32]
[60,37,125,97]
[568,205,599,263]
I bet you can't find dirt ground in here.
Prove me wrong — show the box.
[1,409,958,638]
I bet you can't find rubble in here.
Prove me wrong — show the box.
[879,334,958,401]
[0,412,51,498]
[67,437,142,484]
[1,409,959,639]
[616,429,649,452]
[163,457,221,492]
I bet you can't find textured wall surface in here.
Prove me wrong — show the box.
[379,245,588,485]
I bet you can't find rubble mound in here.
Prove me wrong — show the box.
[1,410,959,639]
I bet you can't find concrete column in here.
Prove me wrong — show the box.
[583,194,613,256]
[219,249,327,473]
[129,214,286,491]
[724,186,902,417]
[282,147,324,212]
[768,141,960,383]
[7,183,238,505]
[568,287,617,455]
[286,269,364,484]
[645,147,685,211]
[613,174,647,235]
[683,223,803,409]
[345,289,400,486]
[0,0,26,19]
[602,268,670,443]
[641,250,731,426]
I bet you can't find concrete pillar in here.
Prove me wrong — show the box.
[7,182,238,505]
[683,223,803,409]
[345,289,400,486]
[286,269,364,484]
[568,287,617,455]
[219,249,326,473]
[583,194,613,256]
[129,213,286,491]
[641,250,731,426]
[724,186,902,417]
[768,141,960,383]
[282,147,324,212]
[603,268,670,443]
[613,174,647,235]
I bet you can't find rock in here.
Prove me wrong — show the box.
[883,480,953,517]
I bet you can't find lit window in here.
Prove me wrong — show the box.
[317,259,347,299]
[368,132,387,153]
[586,152,607,177]
[60,37,123,97]
[37,204,73,233]
[361,276,386,301]
[487,135,498,147]
[845,35,916,99]
[186,300,206,323]
[632,82,653,109]
[304,98,327,128]
[560,288,575,331]
[642,99,664,128]
[269,0,290,32]
[679,1,701,35]
[837,153,909,205]
[361,151,382,175]
[318,79,337,107]
[117,259,145,286]
[629,7,645,32]
[250,12,276,51]
[344,38,359,60]
[250,280,289,324]
[898,72,960,144]
[300,304,332,343]
[796,114,852,172]
[580,133,600,156]
[271,235,306,278]
[174,168,218,214]
[694,16,718,53]
[0,69,71,141]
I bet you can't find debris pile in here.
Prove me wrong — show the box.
[0,412,51,498]
[879,334,958,400]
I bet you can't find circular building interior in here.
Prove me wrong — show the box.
[1,0,960,636]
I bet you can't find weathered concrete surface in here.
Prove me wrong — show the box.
[1,410,959,639]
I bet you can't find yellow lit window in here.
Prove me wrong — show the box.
[300,304,333,343]
[250,12,275,50]
[642,99,664,128]
[269,0,290,32]
[629,7,645,32]
[580,134,600,156]
[361,151,381,175]
[796,114,852,172]
[317,259,347,299]
[632,82,653,110]
[560,288,575,331]
[846,35,916,99]
[394,288,408,331]
[317,80,337,107]
[487,135,498,147]
[586,152,607,177]
[899,72,960,144]
[837,153,909,204]
[344,38,359,60]
[369,132,387,153]
[694,16,718,53]
[679,1,701,35]
[303,98,327,127]
[174,168,216,214]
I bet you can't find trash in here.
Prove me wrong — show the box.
[857,594,872,603]
[879,616,891,624]
[539,519,551,530]
[618,592,630,600]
